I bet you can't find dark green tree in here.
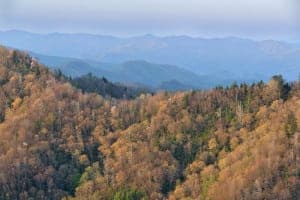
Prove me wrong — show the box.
[285,113,297,138]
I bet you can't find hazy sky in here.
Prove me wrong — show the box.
[0,0,299,40]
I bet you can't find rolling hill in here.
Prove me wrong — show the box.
[31,52,223,90]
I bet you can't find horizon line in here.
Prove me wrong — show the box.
[0,29,292,42]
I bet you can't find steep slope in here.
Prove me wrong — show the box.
[0,47,109,199]
[0,46,299,200]
[0,47,179,200]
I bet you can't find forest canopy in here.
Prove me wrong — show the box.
[0,47,299,200]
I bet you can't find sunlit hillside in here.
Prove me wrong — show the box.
[0,47,299,200]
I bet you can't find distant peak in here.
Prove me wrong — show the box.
[143,34,156,38]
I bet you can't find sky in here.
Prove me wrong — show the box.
[0,0,299,40]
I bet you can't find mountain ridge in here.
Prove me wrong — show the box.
[31,51,257,90]
[1,30,299,83]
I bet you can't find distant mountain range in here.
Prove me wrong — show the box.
[31,52,214,90]
[1,30,299,89]
[31,52,257,90]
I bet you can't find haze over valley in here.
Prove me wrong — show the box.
[0,0,300,199]
[1,30,300,90]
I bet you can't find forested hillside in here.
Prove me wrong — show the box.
[56,72,150,99]
[0,46,299,200]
